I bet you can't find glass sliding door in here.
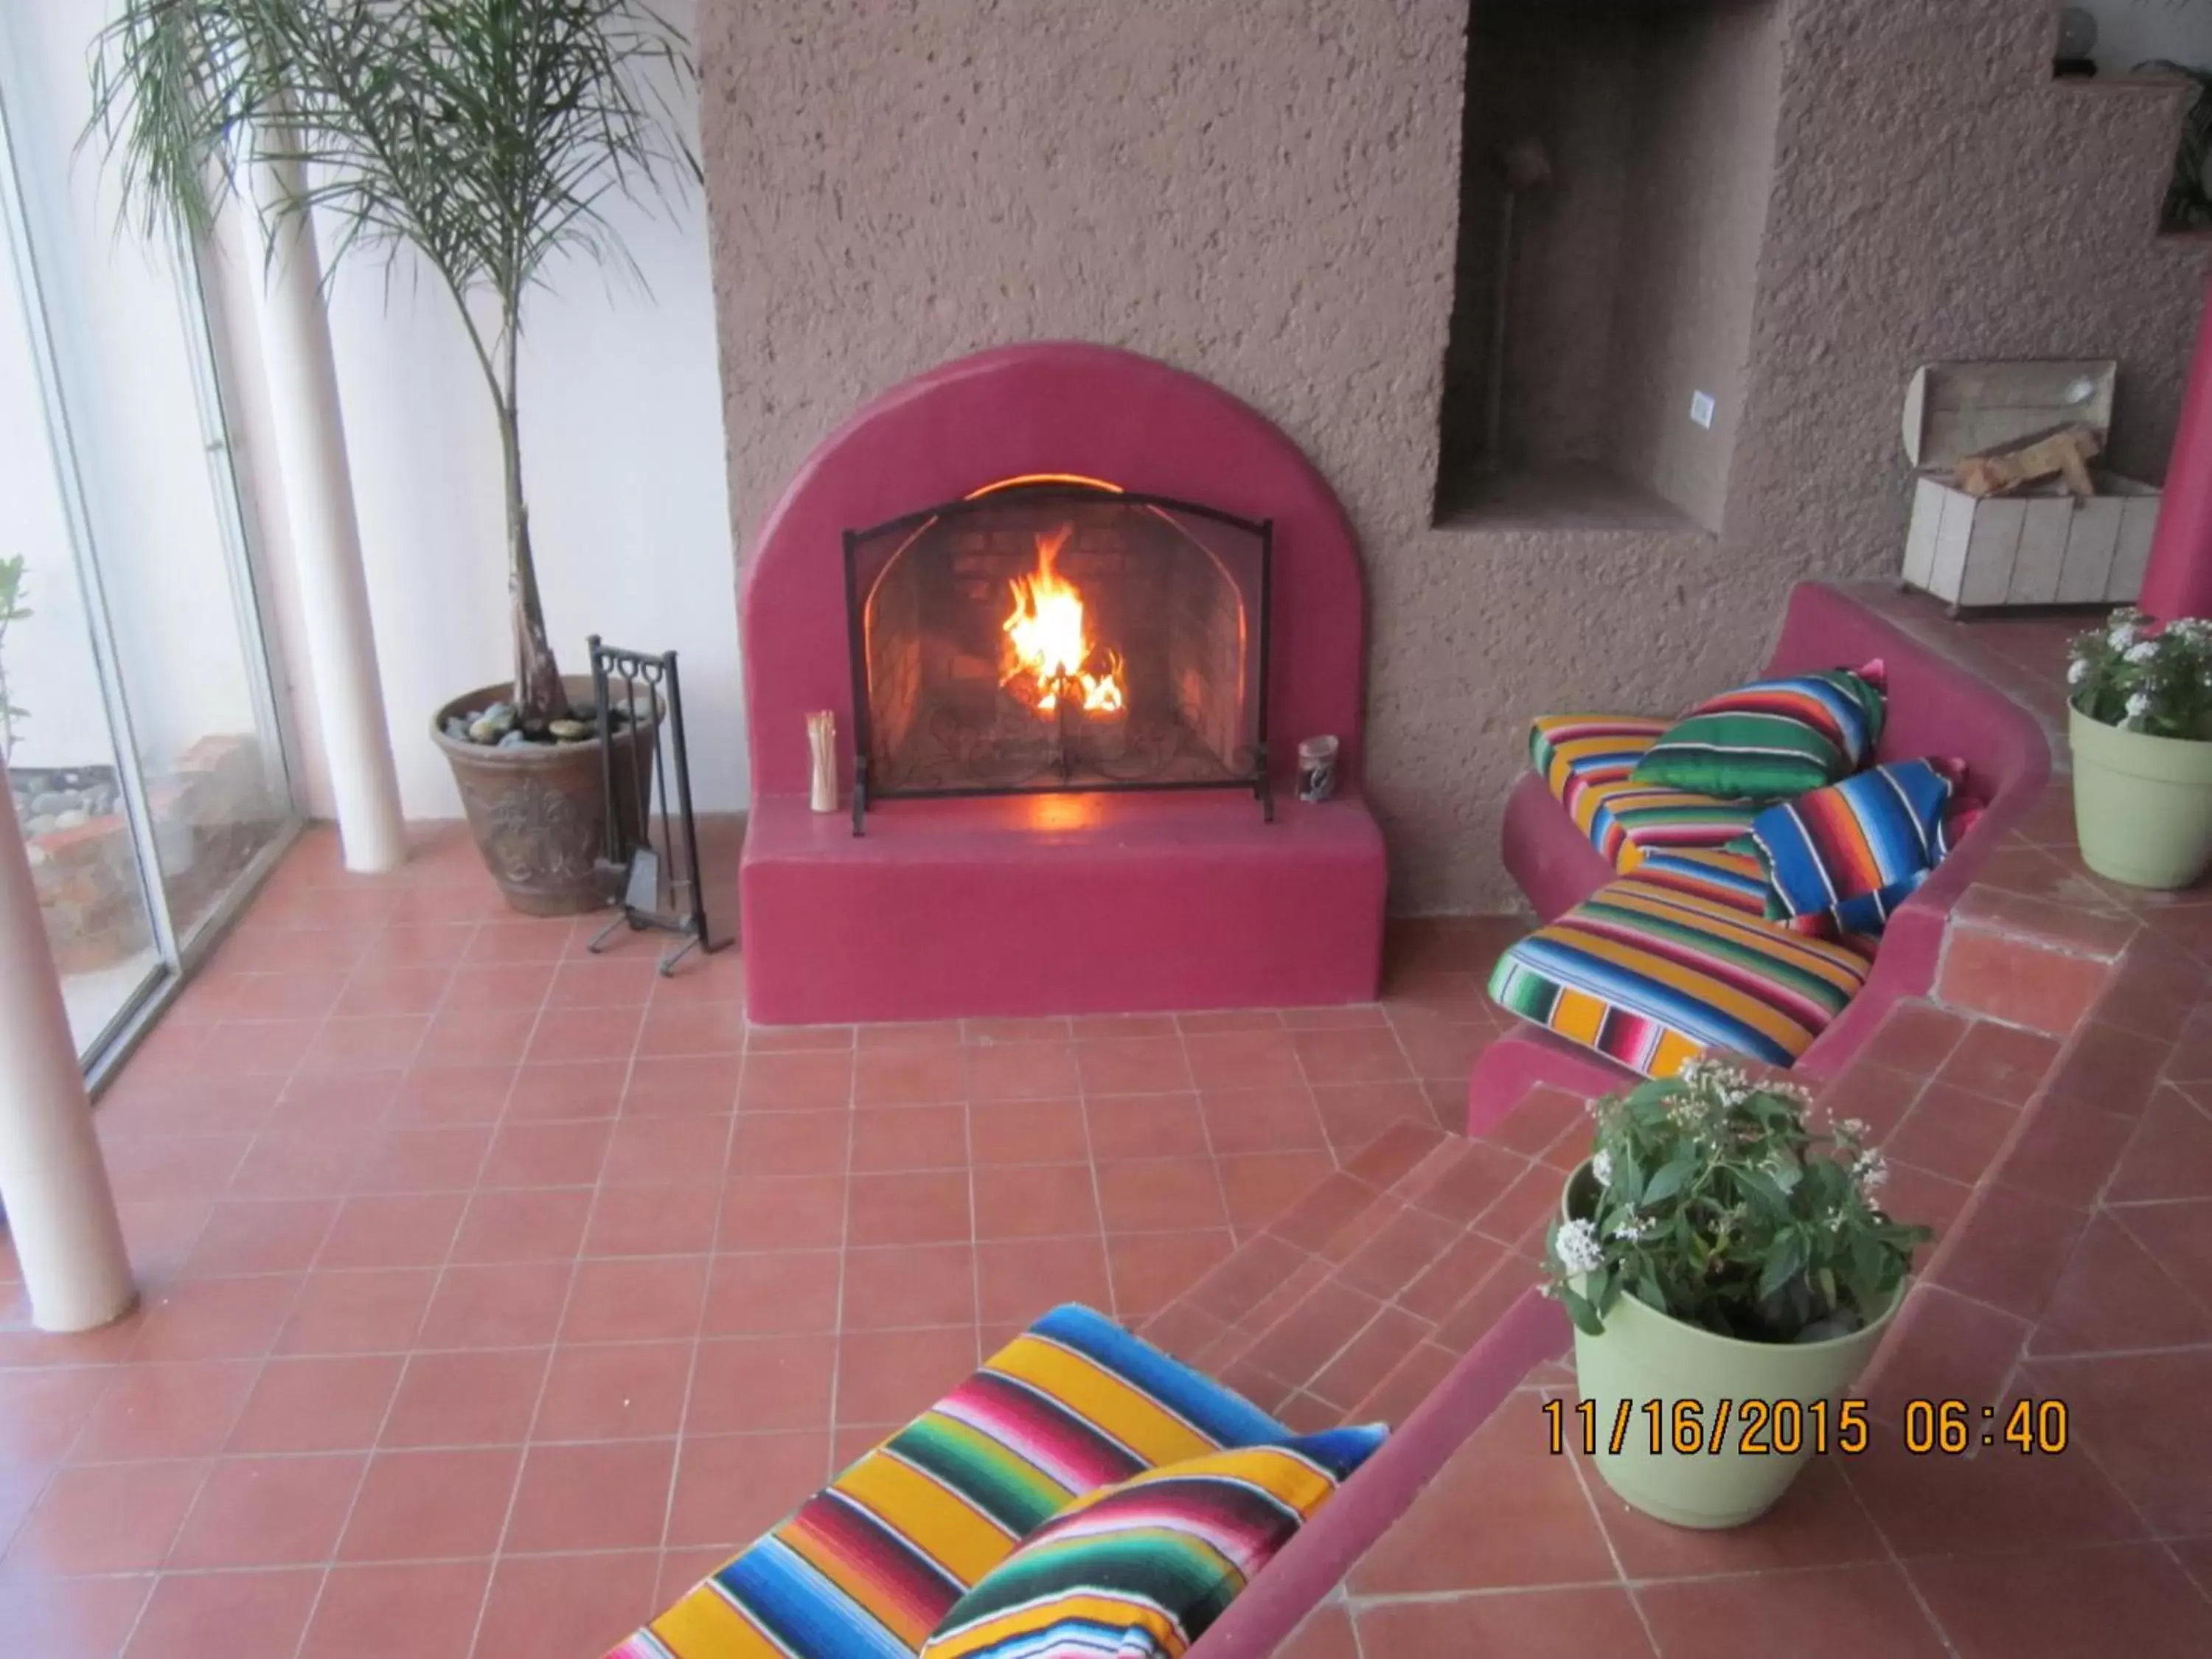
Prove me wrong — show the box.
[0,4,298,1068]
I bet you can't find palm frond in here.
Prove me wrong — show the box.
[85,0,702,723]
[88,1,699,332]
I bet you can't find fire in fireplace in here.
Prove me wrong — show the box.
[842,477,1272,828]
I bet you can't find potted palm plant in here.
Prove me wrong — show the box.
[1545,1060,1926,1529]
[88,0,699,914]
[2067,608,2212,889]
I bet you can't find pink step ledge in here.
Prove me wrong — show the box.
[738,788,1387,1025]
[1185,1289,1570,1659]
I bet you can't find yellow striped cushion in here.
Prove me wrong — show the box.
[1489,876,1868,1079]
[1530,716,1761,872]
[610,1305,1290,1659]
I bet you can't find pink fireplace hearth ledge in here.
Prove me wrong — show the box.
[738,341,1387,1023]
[742,790,1385,1023]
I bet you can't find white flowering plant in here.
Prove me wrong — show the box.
[1543,1060,1928,1344]
[2068,608,2212,740]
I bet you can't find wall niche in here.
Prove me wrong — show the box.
[1436,0,1784,534]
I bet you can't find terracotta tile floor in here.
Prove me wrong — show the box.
[0,821,1514,1658]
[9,592,2212,1658]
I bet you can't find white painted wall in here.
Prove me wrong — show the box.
[310,0,740,821]
[2076,1,2212,72]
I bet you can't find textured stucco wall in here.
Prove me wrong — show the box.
[700,0,2210,914]
[1610,1,1784,529]
[1446,10,1638,475]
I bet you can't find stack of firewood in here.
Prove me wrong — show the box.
[1952,422,2103,499]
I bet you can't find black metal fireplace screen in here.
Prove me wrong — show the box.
[843,479,1272,830]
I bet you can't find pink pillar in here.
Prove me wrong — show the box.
[2140,272,2212,620]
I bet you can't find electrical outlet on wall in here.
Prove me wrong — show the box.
[1689,391,1717,431]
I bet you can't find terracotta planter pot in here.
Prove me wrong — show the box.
[431,676,656,917]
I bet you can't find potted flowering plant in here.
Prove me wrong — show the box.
[2067,608,2212,888]
[1545,1060,1927,1529]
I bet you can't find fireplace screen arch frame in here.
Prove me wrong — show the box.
[841,481,1274,832]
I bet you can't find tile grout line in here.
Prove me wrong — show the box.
[821,1037,858,1489]
[294,894,504,1657]
[1074,1067,1124,1326]
[459,918,643,1659]
[644,966,755,1623]
[151,884,474,1659]
[1548,1379,1665,1657]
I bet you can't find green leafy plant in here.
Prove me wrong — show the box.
[0,555,29,765]
[2144,60,2212,233]
[87,0,700,728]
[2068,607,2212,740]
[1543,1059,1928,1344]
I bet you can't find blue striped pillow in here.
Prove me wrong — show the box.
[1745,759,1958,933]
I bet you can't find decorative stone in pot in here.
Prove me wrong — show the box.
[431,675,658,917]
[1546,1060,1925,1530]
[2067,611,2212,890]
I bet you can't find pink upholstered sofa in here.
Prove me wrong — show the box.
[1489,581,2051,1093]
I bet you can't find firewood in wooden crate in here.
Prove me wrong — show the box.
[1952,422,2103,500]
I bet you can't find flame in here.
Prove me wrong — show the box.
[1001,525,1126,715]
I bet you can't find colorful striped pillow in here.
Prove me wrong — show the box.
[608,1304,1290,1659]
[1632,846,1777,918]
[1745,759,1958,928]
[1630,663,1888,801]
[919,1427,1388,1659]
[1487,876,1871,1077]
[1528,716,1762,872]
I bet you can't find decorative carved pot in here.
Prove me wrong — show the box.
[431,676,657,917]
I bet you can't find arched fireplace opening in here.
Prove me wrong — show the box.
[844,478,1272,827]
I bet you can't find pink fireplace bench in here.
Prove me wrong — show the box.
[1482,580,2051,1102]
[738,344,1386,1025]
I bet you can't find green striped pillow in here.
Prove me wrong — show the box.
[1630,663,1886,801]
[921,1427,1388,1659]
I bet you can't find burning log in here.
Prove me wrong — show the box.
[999,522,1129,779]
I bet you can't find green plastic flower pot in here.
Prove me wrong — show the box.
[2070,704,2212,890]
[1559,1168,1902,1529]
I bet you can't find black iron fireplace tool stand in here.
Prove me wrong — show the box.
[587,636,721,975]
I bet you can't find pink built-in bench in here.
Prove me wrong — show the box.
[1482,580,2052,1106]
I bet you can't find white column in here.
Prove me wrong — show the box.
[0,785,133,1332]
[230,153,406,874]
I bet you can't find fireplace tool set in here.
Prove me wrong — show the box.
[588,636,719,975]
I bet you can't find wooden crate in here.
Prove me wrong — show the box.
[1902,472,2158,609]
[1898,358,2159,612]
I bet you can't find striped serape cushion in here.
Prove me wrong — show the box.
[1487,876,1871,1078]
[920,1427,1388,1659]
[1529,716,1761,872]
[1630,663,1888,802]
[1631,846,1775,918]
[1746,759,1958,928]
[1635,846,1885,950]
[607,1304,1290,1659]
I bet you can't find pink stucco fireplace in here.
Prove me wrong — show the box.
[737,343,1386,1024]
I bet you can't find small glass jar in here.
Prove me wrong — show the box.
[1297,735,1340,804]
